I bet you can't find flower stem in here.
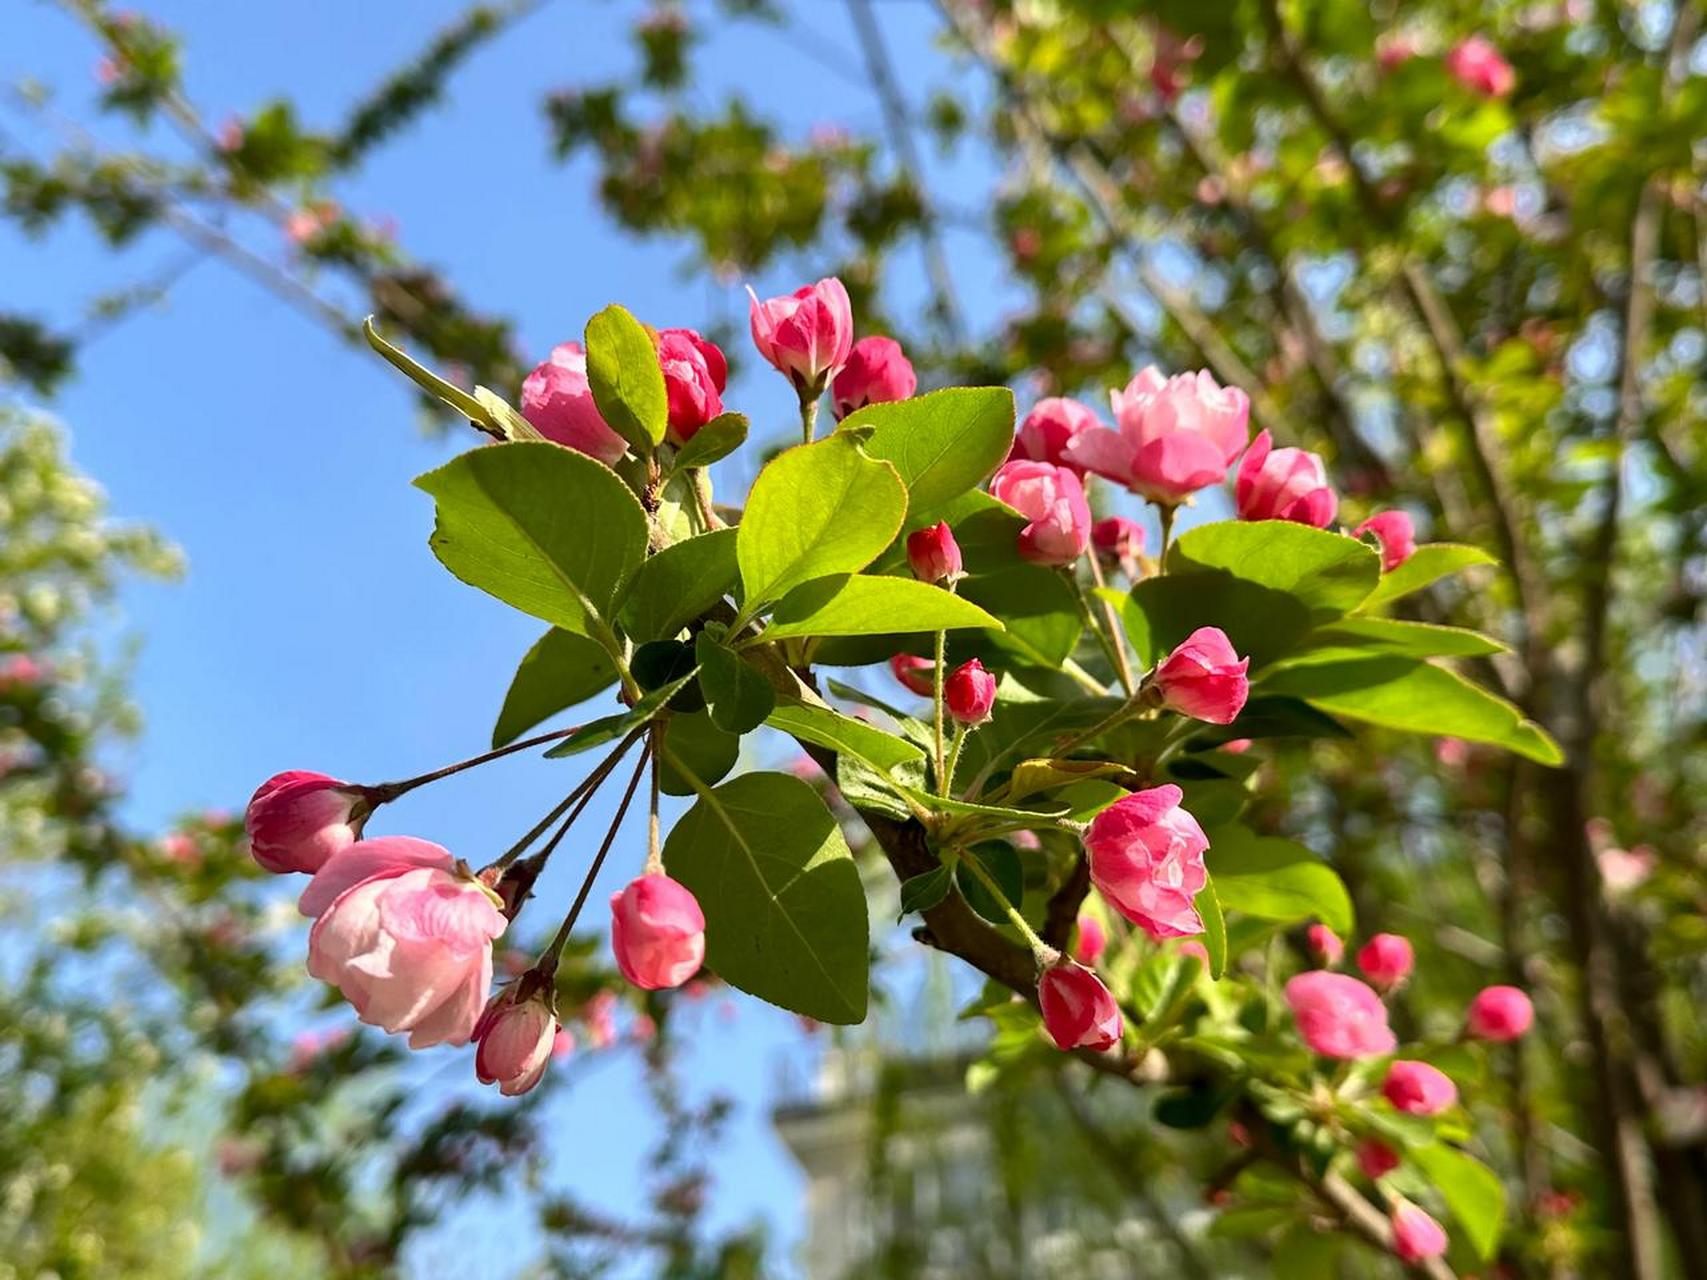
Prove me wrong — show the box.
[943,723,970,799]
[932,630,949,796]
[487,727,643,873]
[1085,547,1136,694]
[645,725,664,876]
[798,391,820,444]
[1156,504,1177,567]
[545,742,652,963]
[959,849,1057,968]
[372,726,580,802]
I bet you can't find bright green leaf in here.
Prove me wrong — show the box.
[1296,617,1507,660]
[617,528,739,642]
[491,628,616,747]
[839,387,1015,512]
[1168,520,1381,619]
[762,574,1001,641]
[584,303,667,449]
[663,771,869,1023]
[1410,1143,1507,1261]
[1206,826,1354,936]
[1197,879,1227,979]
[673,412,748,469]
[1358,543,1497,611]
[542,671,695,757]
[766,701,925,772]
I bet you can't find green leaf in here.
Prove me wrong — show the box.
[839,386,1016,512]
[960,565,1081,669]
[955,843,1025,925]
[695,633,776,734]
[1002,758,1131,804]
[1206,827,1354,936]
[657,712,738,797]
[1197,879,1227,978]
[1096,586,1155,666]
[364,317,536,435]
[663,771,869,1023]
[736,434,907,612]
[543,671,695,757]
[472,386,541,443]
[1410,1144,1506,1261]
[673,412,747,469]
[762,574,1001,641]
[1184,696,1351,747]
[766,701,925,772]
[617,528,739,642]
[1295,617,1507,660]
[584,303,667,449]
[1262,656,1563,765]
[898,864,953,919]
[630,639,704,711]
[1358,543,1497,611]
[491,628,617,747]
[415,442,647,637]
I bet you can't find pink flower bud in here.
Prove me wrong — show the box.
[1235,430,1337,527]
[888,653,935,697]
[1383,1059,1458,1115]
[1465,985,1534,1042]
[945,659,996,726]
[656,327,727,441]
[1091,515,1145,575]
[1598,845,1655,893]
[473,987,557,1096]
[1284,971,1397,1059]
[1357,933,1414,990]
[1354,510,1417,572]
[1358,1138,1400,1179]
[906,521,963,584]
[831,335,916,420]
[989,460,1092,566]
[301,837,506,1048]
[1038,963,1123,1051]
[245,771,371,875]
[1307,923,1345,966]
[1073,915,1107,966]
[1013,397,1102,471]
[1085,785,1208,939]
[610,873,705,990]
[1445,35,1515,98]
[1391,1199,1449,1263]
[521,342,630,465]
[1152,626,1250,724]
[746,277,854,395]
[1178,939,1210,966]
[1065,367,1250,504]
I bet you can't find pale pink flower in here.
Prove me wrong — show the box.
[610,874,705,990]
[747,277,854,395]
[520,342,629,465]
[1012,398,1102,472]
[1285,971,1396,1059]
[473,986,557,1096]
[989,460,1092,565]
[1235,430,1337,527]
[1445,35,1515,98]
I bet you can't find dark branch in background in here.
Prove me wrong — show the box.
[845,0,966,348]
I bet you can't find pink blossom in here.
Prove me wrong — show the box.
[1357,933,1414,990]
[610,873,705,990]
[1073,915,1107,966]
[989,460,1092,566]
[656,328,727,440]
[747,277,854,395]
[0,653,46,689]
[1354,510,1417,572]
[1307,923,1345,965]
[1084,785,1209,939]
[1465,985,1534,1042]
[583,990,618,1049]
[1235,430,1337,527]
[1284,971,1396,1059]
[245,771,371,876]
[1178,939,1210,966]
[906,521,963,584]
[831,336,916,420]
[1221,738,1252,754]
[1065,367,1250,504]
[473,986,557,1096]
[1152,626,1250,724]
[945,659,996,726]
[1383,1060,1458,1115]
[552,1027,576,1059]
[1391,1200,1449,1263]
[520,343,630,466]
[1013,398,1102,472]
[1446,35,1515,98]
[302,837,505,1049]
[1598,845,1656,894]
[889,654,935,697]
[1091,516,1145,576]
[1377,32,1421,72]
[1038,963,1123,1051]
[159,832,200,867]
[216,116,245,152]
[1358,1138,1400,1179]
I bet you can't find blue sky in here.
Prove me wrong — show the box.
[0,2,1009,1273]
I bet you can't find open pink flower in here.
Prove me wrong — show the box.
[1445,35,1515,98]
[1153,626,1250,724]
[302,837,505,1049]
[657,328,727,440]
[747,277,854,395]
[245,771,372,876]
[1391,1200,1449,1263]
[1065,367,1250,504]
[989,460,1092,566]
[1357,933,1414,990]
[1383,1060,1458,1115]
[1465,985,1534,1042]
[610,873,705,990]
[1235,430,1337,527]
[473,986,558,1096]
[520,342,629,465]
[1354,510,1417,571]
[1284,971,1396,1059]
[1084,785,1208,939]
[832,336,915,420]
[1013,397,1102,472]
[1039,963,1123,1051]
